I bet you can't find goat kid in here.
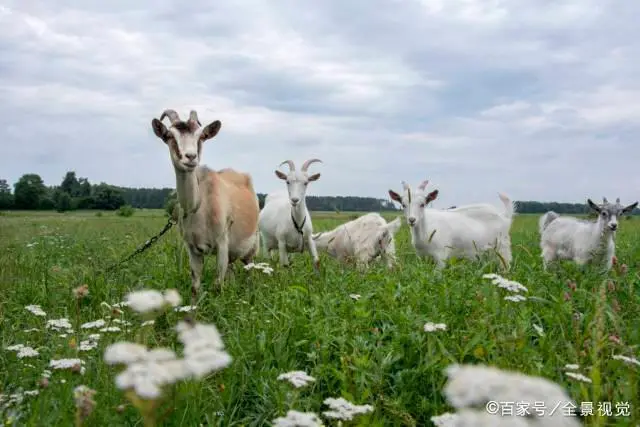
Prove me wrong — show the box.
[539,197,638,271]
[388,180,515,269]
[312,213,402,269]
[258,159,322,270]
[151,109,260,304]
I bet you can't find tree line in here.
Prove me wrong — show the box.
[1,172,638,215]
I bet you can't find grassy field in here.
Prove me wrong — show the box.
[0,209,639,426]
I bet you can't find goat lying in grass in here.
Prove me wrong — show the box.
[312,213,402,269]
[388,180,515,269]
[539,197,638,271]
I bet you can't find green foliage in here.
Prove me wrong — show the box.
[116,204,135,217]
[164,190,179,221]
[54,190,73,213]
[0,179,13,209]
[1,211,639,425]
[13,173,47,209]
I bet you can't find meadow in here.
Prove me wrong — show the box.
[0,209,639,426]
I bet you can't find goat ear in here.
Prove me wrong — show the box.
[275,170,288,180]
[622,201,638,214]
[151,119,170,143]
[386,217,402,234]
[425,189,439,204]
[308,173,321,182]
[587,199,601,212]
[200,120,222,141]
[388,190,402,203]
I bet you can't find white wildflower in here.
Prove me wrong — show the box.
[272,410,325,427]
[424,322,447,332]
[112,301,130,308]
[100,326,121,333]
[24,390,39,397]
[443,364,580,426]
[176,321,232,378]
[564,364,579,371]
[7,344,25,351]
[23,328,40,333]
[112,319,132,326]
[431,412,460,426]
[612,354,640,367]
[277,371,316,388]
[163,289,182,307]
[482,273,528,293]
[565,372,591,383]
[125,290,165,314]
[46,318,73,332]
[42,369,52,378]
[104,342,149,365]
[59,334,69,338]
[174,305,197,313]
[532,324,545,337]
[322,397,374,421]
[79,339,99,352]
[115,357,189,399]
[49,358,85,371]
[17,347,39,358]
[504,295,527,302]
[141,320,155,327]
[81,319,106,329]
[349,294,361,301]
[25,305,46,317]
[244,262,274,274]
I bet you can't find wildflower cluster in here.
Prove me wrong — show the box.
[243,262,274,274]
[482,273,528,302]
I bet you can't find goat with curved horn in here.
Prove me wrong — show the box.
[159,109,181,124]
[279,160,296,172]
[301,158,322,172]
[189,110,202,126]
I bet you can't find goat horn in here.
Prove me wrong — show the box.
[301,158,322,172]
[418,180,429,190]
[616,197,621,204]
[279,160,296,172]
[603,197,608,204]
[159,109,181,124]
[401,181,410,190]
[188,110,201,126]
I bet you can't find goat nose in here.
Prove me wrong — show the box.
[185,153,197,161]
[408,217,416,224]
[610,223,618,230]
[291,197,300,204]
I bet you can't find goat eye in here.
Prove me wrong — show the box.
[304,182,308,186]
[420,203,425,208]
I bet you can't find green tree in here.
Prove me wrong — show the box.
[54,189,73,212]
[13,174,47,209]
[60,171,80,195]
[0,179,13,209]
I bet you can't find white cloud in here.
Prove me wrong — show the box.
[1,0,640,207]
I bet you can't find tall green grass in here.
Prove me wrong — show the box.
[0,211,638,426]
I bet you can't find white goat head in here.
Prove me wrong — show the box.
[274,159,322,207]
[151,109,222,172]
[587,197,638,232]
[388,180,438,228]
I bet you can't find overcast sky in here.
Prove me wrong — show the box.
[1,0,639,208]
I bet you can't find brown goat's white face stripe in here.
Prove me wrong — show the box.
[151,111,222,173]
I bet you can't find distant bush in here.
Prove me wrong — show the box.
[165,190,179,221]
[116,204,135,217]
[95,211,103,217]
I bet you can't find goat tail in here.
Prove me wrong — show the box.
[539,211,559,235]
[498,192,515,220]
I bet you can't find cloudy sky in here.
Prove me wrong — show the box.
[2,0,639,208]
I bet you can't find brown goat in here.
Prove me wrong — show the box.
[151,109,260,304]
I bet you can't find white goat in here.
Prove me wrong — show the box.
[312,213,402,269]
[151,109,260,304]
[258,159,322,269]
[388,180,515,269]
[539,197,638,271]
